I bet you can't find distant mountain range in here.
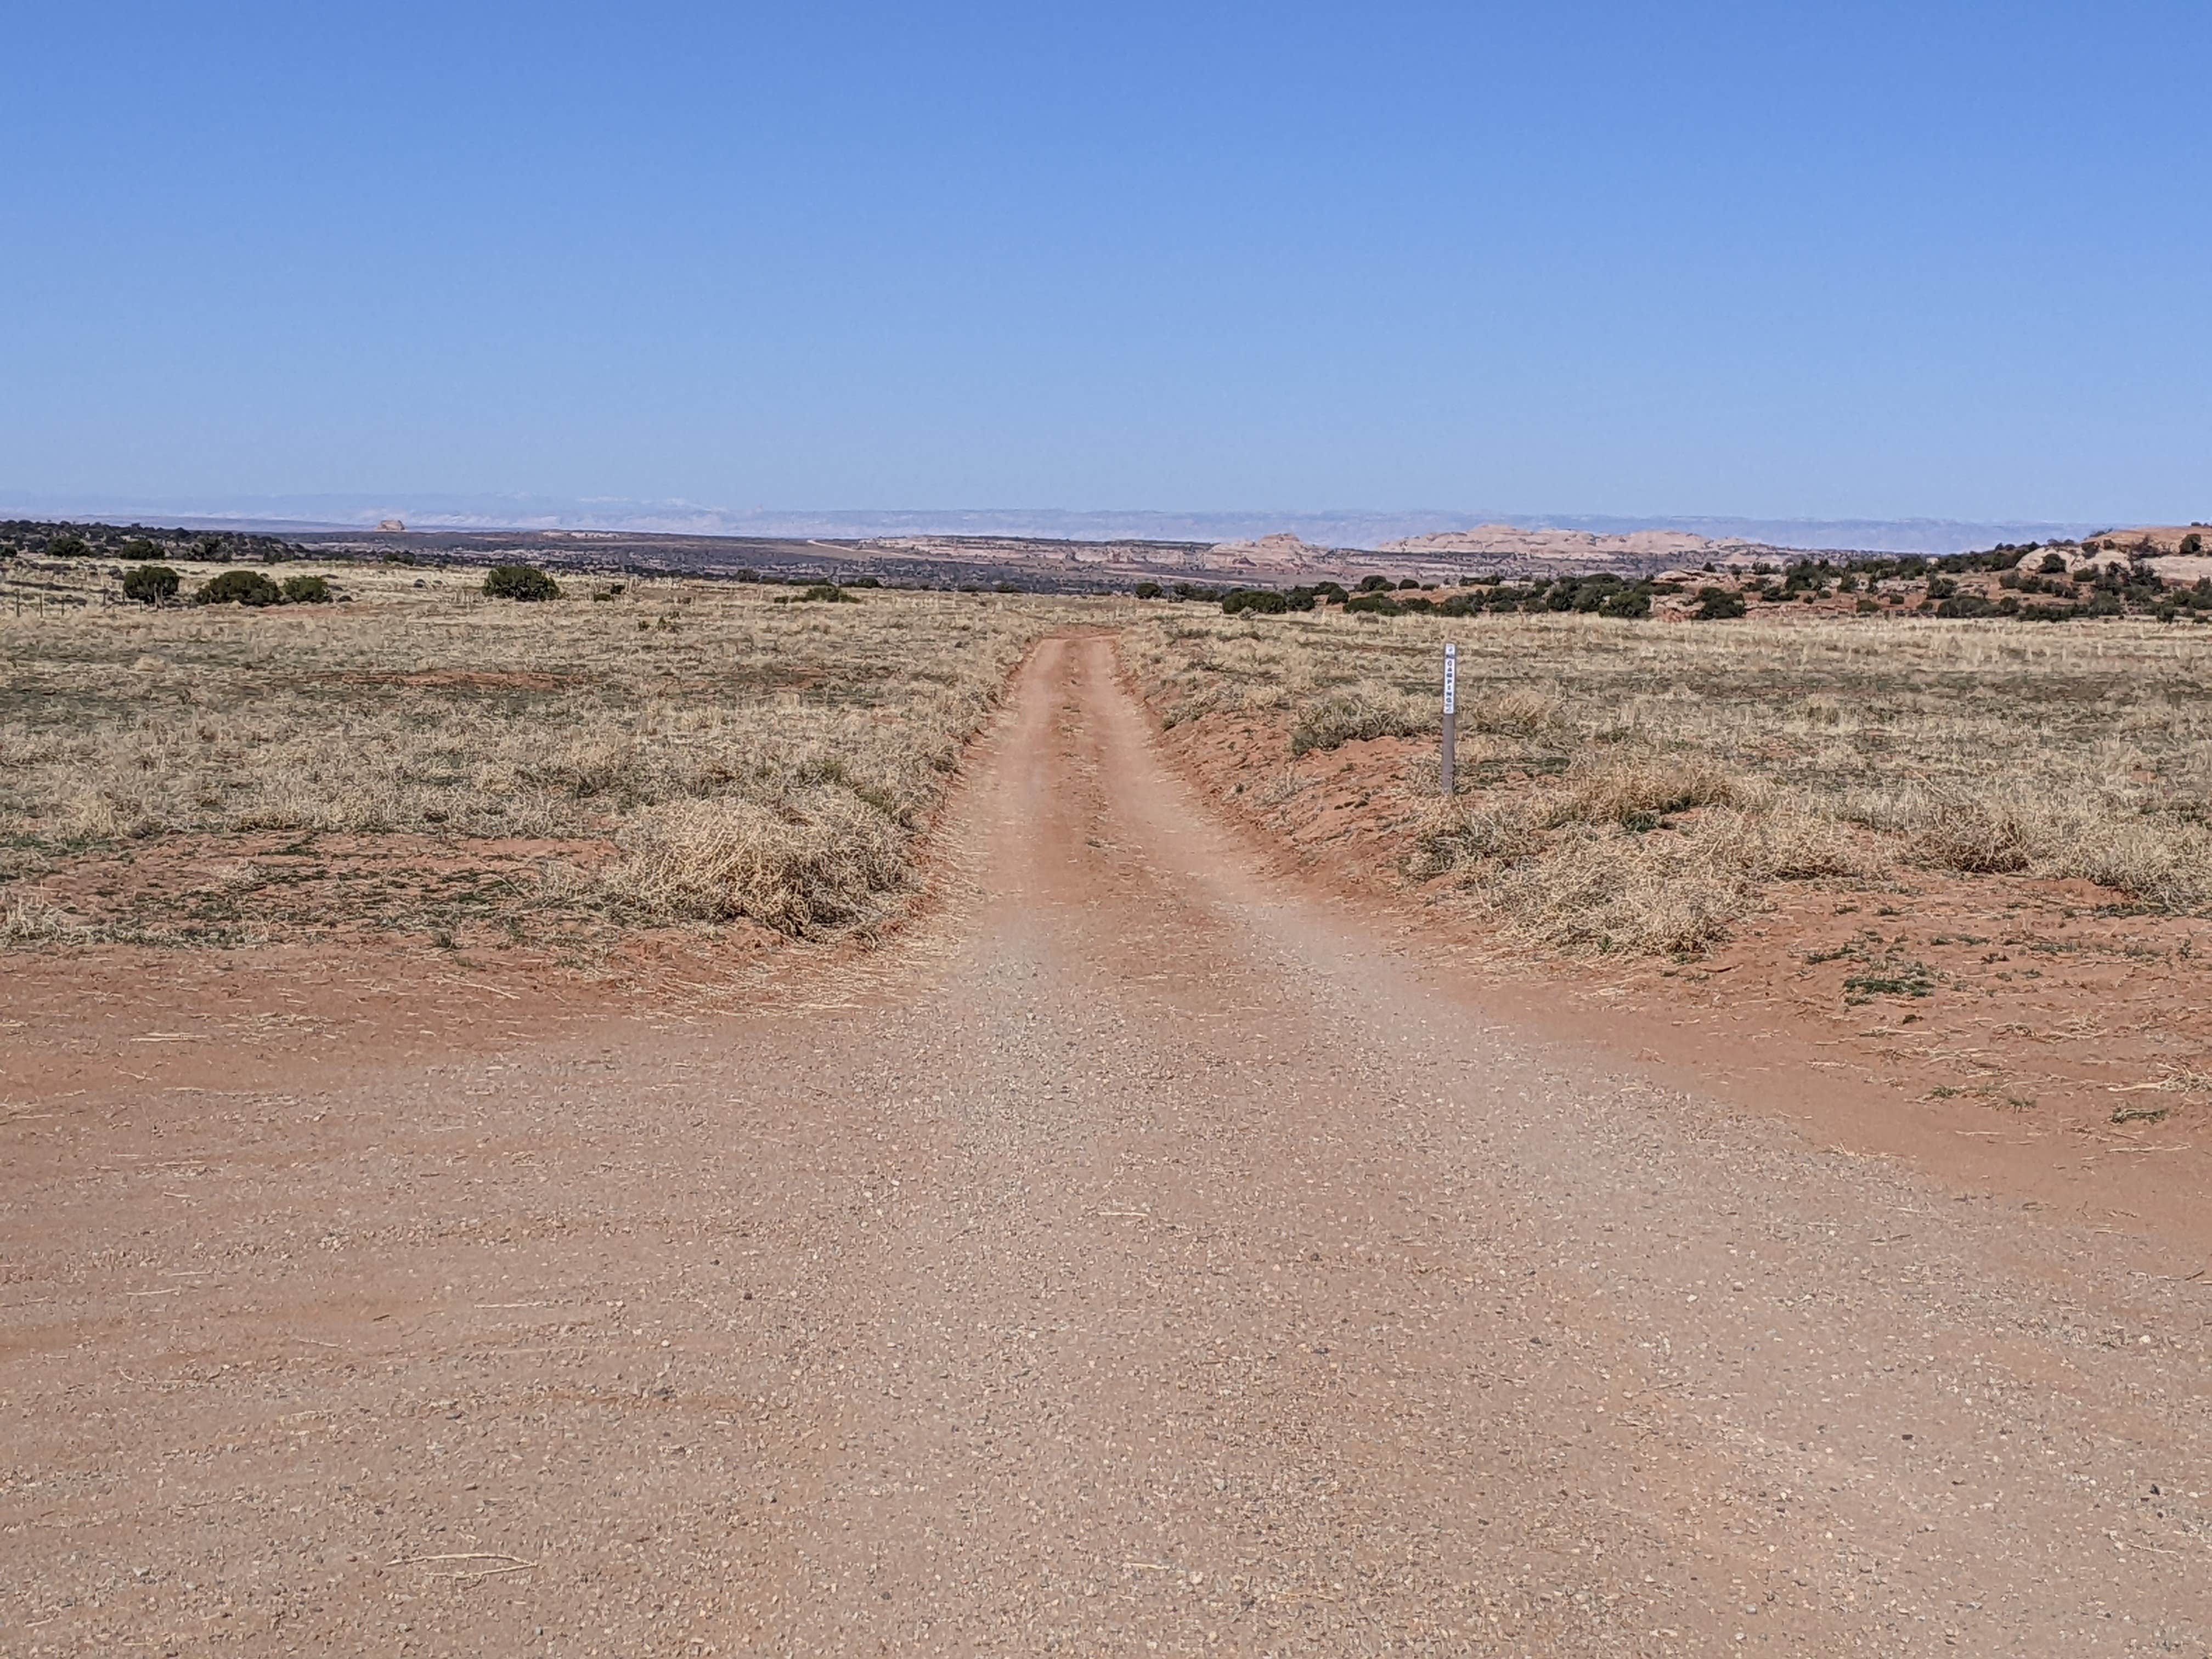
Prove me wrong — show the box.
[1,491,2116,557]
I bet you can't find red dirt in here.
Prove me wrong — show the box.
[5,634,2209,1654]
[1126,652,2212,1250]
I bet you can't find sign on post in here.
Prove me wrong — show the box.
[1441,643,1458,797]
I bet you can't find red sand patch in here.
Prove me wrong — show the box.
[1123,652,2212,1238]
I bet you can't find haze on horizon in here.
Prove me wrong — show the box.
[4,2,2206,528]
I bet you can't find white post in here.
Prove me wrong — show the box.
[1441,642,1458,797]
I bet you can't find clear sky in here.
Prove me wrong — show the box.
[4,2,2206,523]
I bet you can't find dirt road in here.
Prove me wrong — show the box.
[6,635,2209,1655]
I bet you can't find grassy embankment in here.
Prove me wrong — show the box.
[1126,606,2212,957]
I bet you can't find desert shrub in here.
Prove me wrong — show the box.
[281,574,332,604]
[1410,789,1876,958]
[1843,956,1936,1001]
[1838,781,2207,901]
[2,886,83,944]
[1344,592,1402,616]
[194,569,284,606]
[121,564,180,604]
[1290,684,1431,754]
[1221,588,1289,616]
[49,534,91,558]
[119,538,162,561]
[608,789,905,935]
[592,583,625,601]
[794,582,856,603]
[993,582,1022,594]
[2049,815,2212,910]
[1464,684,1561,735]
[483,565,561,601]
[2182,533,2204,556]
[2039,551,2069,573]
[1694,587,1746,620]
[1898,786,2034,873]
[1133,581,1163,599]
[1357,574,1392,592]
[1935,594,1999,618]
[1598,587,1651,619]
[1540,755,1739,830]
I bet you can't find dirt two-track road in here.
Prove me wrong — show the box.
[6,635,2210,1656]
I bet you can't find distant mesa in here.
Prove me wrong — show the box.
[1203,532,1335,567]
[1380,523,1771,563]
[376,518,406,532]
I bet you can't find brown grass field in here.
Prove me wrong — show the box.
[1124,603,2212,1138]
[8,567,2211,1133]
[1125,605,2212,955]
[1,558,1082,962]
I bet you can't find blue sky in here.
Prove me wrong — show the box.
[4,2,2206,523]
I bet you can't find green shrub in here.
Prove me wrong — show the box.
[1357,574,1393,592]
[1693,587,1746,620]
[2183,533,2205,557]
[281,574,332,604]
[795,582,856,603]
[592,583,625,601]
[1598,588,1651,619]
[1344,591,1402,616]
[1222,588,1289,616]
[49,534,91,558]
[483,564,561,601]
[1843,956,1936,1002]
[194,568,284,606]
[1133,581,1163,599]
[119,538,163,561]
[121,564,180,603]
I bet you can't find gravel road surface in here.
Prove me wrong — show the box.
[5,634,2208,1655]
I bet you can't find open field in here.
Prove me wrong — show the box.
[6,634,2209,1654]
[1127,606,2212,950]
[1127,605,2212,1133]
[11,568,2212,1127]
[2,558,1084,959]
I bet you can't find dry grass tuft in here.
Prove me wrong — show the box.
[610,791,906,936]
[1,886,82,944]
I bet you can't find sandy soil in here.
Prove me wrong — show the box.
[1136,679,2212,1240]
[5,636,2209,1655]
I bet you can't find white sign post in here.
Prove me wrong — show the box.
[1440,643,1458,797]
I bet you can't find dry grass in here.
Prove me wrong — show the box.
[1126,606,2212,956]
[2,558,1085,947]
